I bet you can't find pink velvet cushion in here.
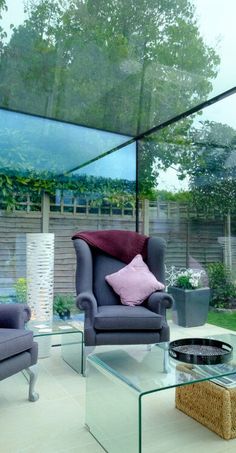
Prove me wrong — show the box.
[105,254,165,306]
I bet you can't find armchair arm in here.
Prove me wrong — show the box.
[0,303,31,329]
[76,291,98,318]
[76,292,98,346]
[146,291,173,317]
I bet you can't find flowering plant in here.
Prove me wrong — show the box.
[173,269,204,290]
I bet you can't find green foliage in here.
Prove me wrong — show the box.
[189,121,236,215]
[0,171,136,210]
[14,277,27,303]
[53,293,74,315]
[149,117,236,213]
[175,275,193,289]
[0,1,7,55]
[207,262,236,308]
[155,190,192,202]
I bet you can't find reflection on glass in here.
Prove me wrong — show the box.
[138,93,236,311]
[0,0,235,135]
[73,143,136,181]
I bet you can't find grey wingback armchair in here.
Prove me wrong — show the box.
[0,303,39,401]
[73,235,173,346]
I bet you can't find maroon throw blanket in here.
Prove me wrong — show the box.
[72,230,148,264]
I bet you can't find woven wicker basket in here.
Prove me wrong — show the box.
[176,380,236,440]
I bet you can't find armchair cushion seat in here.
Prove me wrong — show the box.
[0,328,33,361]
[0,304,39,401]
[94,305,163,330]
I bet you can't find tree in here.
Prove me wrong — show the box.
[148,117,236,214]
[189,120,236,271]
[189,121,236,214]
[0,0,7,56]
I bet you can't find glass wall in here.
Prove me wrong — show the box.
[138,91,236,312]
[0,0,236,325]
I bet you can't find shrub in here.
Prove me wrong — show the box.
[14,277,27,303]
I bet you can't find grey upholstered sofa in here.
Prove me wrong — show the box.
[0,303,39,401]
[73,235,173,346]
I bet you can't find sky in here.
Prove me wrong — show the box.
[194,0,236,129]
[1,0,236,189]
[1,0,24,32]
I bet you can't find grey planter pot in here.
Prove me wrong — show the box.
[168,286,210,327]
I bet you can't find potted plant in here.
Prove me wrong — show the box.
[53,294,74,320]
[168,269,210,327]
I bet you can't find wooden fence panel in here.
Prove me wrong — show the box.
[0,213,41,296]
[49,215,136,295]
[0,199,229,298]
[149,218,224,268]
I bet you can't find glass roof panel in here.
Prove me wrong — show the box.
[0,108,131,177]
[73,143,136,181]
[0,0,235,137]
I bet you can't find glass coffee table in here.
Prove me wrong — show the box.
[29,318,84,374]
[86,333,236,453]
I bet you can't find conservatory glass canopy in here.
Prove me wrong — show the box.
[0,0,236,188]
[0,0,235,182]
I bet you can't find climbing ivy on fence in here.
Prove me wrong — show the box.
[0,171,136,210]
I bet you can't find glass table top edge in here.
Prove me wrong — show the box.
[87,334,236,395]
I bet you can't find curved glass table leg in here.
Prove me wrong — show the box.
[86,359,139,453]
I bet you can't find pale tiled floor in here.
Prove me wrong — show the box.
[1,321,236,453]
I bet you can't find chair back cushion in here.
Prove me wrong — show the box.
[93,252,125,306]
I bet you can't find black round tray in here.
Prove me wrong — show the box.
[169,338,233,365]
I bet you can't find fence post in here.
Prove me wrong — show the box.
[142,199,149,235]
[224,210,232,271]
[41,191,50,233]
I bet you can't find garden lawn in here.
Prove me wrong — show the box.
[207,311,236,331]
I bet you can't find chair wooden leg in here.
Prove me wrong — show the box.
[25,365,39,402]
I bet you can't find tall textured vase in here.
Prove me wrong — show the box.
[26,233,55,323]
[26,233,55,358]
